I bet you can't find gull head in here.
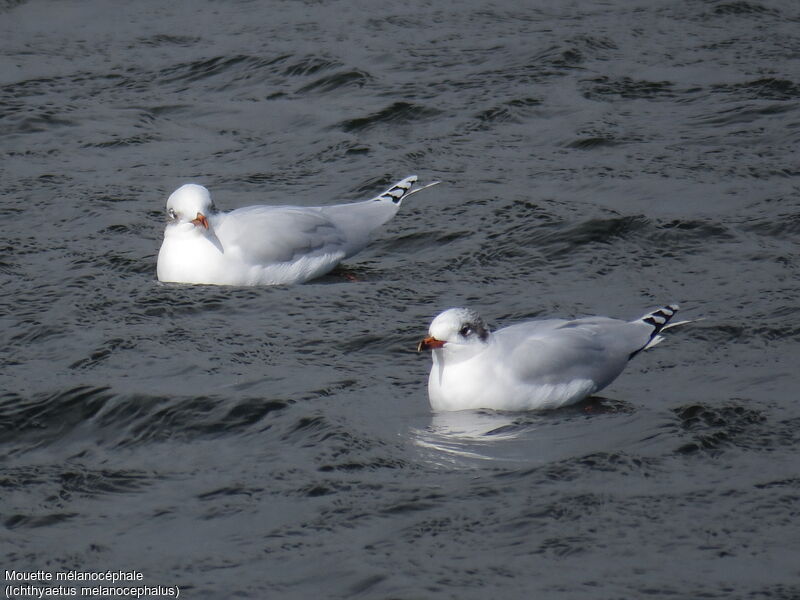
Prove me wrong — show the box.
[166,184,215,230]
[417,307,490,353]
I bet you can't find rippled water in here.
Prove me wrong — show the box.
[2,0,799,598]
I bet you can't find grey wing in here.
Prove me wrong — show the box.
[502,318,644,386]
[317,176,433,256]
[317,199,401,256]
[215,206,348,264]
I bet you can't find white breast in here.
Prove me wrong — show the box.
[427,349,599,412]
[157,229,232,284]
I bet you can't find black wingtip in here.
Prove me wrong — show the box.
[641,304,680,330]
[629,304,681,360]
[374,176,418,205]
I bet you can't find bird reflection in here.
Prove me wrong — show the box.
[409,397,632,466]
[410,409,540,464]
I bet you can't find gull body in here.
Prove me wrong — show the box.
[156,176,438,286]
[418,305,686,412]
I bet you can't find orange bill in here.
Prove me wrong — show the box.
[191,212,209,229]
[417,336,445,352]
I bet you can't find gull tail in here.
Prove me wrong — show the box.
[372,175,440,205]
[630,304,685,358]
[322,175,439,258]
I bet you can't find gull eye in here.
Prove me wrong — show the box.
[168,208,177,220]
[459,325,472,337]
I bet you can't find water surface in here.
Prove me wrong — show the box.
[2,0,799,598]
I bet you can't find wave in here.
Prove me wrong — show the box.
[337,101,442,133]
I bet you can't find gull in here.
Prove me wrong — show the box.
[156,175,439,285]
[417,304,690,412]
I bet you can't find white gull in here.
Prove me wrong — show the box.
[418,304,690,412]
[157,175,438,285]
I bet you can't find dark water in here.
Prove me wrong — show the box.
[2,0,799,597]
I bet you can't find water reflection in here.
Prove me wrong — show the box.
[409,398,632,466]
[410,409,542,465]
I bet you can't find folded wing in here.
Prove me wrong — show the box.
[215,206,348,265]
[503,318,645,388]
